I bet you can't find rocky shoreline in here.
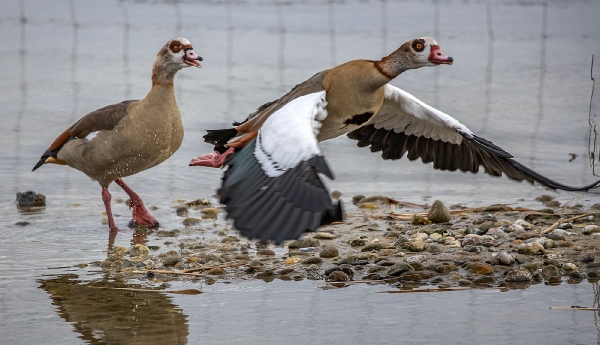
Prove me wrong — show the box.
[87,194,600,291]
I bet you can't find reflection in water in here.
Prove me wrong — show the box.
[529,1,548,166]
[39,274,189,345]
[482,0,494,135]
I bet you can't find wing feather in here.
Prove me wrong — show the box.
[347,84,600,192]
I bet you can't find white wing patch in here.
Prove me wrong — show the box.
[371,84,473,145]
[255,91,327,177]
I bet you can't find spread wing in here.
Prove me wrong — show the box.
[219,91,342,244]
[347,84,600,192]
[32,100,136,171]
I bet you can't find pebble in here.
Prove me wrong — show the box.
[506,224,525,233]
[470,263,494,275]
[436,264,458,273]
[319,246,339,258]
[514,219,532,230]
[289,238,321,249]
[182,218,202,227]
[505,267,532,282]
[302,257,323,265]
[413,233,429,241]
[582,225,600,235]
[257,249,276,256]
[298,247,318,252]
[427,200,451,223]
[399,271,435,281]
[497,251,515,265]
[175,207,188,217]
[16,191,46,207]
[313,232,335,240]
[542,265,559,276]
[351,260,369,265]
[327,271,349,282]
[563,263,577,270]
[284,257,301,265]
[517,243,544,255]
[462,234,481,247]
[201,208,218,219]
[350,239,366,246]
[486,228,508,239]
[411,214,428,225]
[545,229,566,241]
[429,233,442,241]
[405,255,426,264]
[130,244,149,257]
[557,222,573,230]
[352,195,366,205]
[409,241,425,252]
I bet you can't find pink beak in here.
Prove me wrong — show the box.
[184,49,202,68]
[428,46,453,65]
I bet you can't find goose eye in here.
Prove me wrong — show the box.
[415,43,423,51]
[173,46,180,52]
[411,39,426,52]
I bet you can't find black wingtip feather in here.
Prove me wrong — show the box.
[219,140,341,244]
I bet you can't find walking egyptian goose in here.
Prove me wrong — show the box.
[190,37,600,244]
[33,37,202,232]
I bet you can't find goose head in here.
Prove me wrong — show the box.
[377,37,452,78]
[152,37,203,86]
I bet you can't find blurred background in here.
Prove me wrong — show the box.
[1,1,600,344]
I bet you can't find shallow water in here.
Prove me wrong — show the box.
[1,0,600,343]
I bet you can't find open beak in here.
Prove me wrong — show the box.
[428,46,453,65]
[184,49,203,68]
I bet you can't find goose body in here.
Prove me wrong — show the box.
[191,37,600,243]
[34,37,202,232]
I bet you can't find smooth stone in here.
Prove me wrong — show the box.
[436,264,458,273]
[409,241,425,252]
[438,237,457,245]
[405,255,426,264]
[163,255,180,267]
[327,271,349,282]
[351,260,369,265]
[470,263,494,274]
[514,219,532,230]
[302,257,323,265]
[288,238,321,249]
[429,233,442,241]
[313,232,335,240]
[426,244,442,253]
[462,234,481,247]
[413,233,429,241]
[182,218,202,227]
[517,242,545,255]
[543,265,559,276]
[201,208,218,219]
[563,262,578,270]
[257,249,276,256]
[399,271,435,281]
[298,247,318,252]
[506,224,525,233]
[377,260,396,267]
[319,246,339,258]
[582,225,600,235]
[175,207,188,217]
[284,257,301,265]
[557,222,573,230]
[497,251,515,265]
[535,195,555,202]
[516,232,539,240]
[486,228,508,239]
[505,267,532,282]
[427,200,451,223]
[545,229,566,241]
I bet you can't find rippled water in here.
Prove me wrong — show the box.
[1,0,600,344]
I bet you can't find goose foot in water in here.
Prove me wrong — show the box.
[115,178,159,228]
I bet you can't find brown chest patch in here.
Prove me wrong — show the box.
[344,112,374,126]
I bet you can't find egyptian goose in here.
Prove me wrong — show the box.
[190,37,600,244]
[33,37,202,232]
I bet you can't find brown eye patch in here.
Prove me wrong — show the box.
[169,41,182,53]
[412,39,425,52]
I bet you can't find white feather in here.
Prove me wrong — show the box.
[370,84,473,145]
[255,91,327,177]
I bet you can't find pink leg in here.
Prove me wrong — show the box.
[189,147,235,168]
[114,178,159,228]
[102,188,120,233]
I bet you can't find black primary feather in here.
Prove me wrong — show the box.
[347,124,600,192]
[219,140,342,244]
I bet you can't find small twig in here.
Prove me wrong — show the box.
[588,54,598,176]
[559,194,584,211]
[550,306,600,311]
[540,213,589,235]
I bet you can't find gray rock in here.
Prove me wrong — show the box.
[582,225,600,235]
[352,195,366,205]
[557,222,573,230]
[288,238,321,249]
[497,251,515,265]
[16,191,46,207]
[545,229,566,241]
[301,257,323,265]
[175,207,188,217]
[327,271,349,282]
[427,200,451,223]
[486,228,508,239]
[462,234,481,247]
[517,242,544,255]
[405,255,426,264]
[505,267,532,282]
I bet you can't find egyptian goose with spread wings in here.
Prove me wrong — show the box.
[33,38,202,232]
[191,37,600,244]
